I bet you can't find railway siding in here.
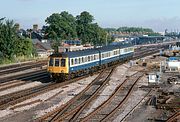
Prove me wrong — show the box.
[0,44,176,122]
[37,68,114,121]
[76,64,137,118]
[0,74,98,120]
[78,71,144,122]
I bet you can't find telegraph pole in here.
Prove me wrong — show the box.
[106,32,108,46]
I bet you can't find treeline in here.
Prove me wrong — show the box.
[0,19,34,64]
[45,11,113,50]
[105,27,161,36]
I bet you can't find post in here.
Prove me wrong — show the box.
[106,32,108,46]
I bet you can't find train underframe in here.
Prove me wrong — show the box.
[50,56,132,82]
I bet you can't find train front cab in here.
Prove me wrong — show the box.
[47,57,69,81]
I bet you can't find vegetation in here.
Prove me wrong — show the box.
[0,18,34,64]
[104,27,161,36]
[45,11,113,48]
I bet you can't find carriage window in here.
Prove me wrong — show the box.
[61,59,66,67]
[88,56,91,61]
[85,57,87,62]
[79,58,81,64]
[71,59,74,65]
[49,58,54,66]
[102,54,104,58]
[75,58,77,64]
[94,55,96,60]
[82,57,84,63]
[113,51,116,55]
[97,55,99,59]
[91,55,93,61]
[125,48,127,52]
[55,59,59,66]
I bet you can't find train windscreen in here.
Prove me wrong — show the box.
[61,59,66,67]
[49,58,54,66]
[55,58,60,66]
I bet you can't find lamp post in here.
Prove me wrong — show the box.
[106,32,108,46]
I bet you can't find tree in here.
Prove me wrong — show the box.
[76,11,94,25]
[45,11,77,41]
[45,11,112,46]
[0,19,34,63]
[0,20,17,59]
[76,11,94,44]
[14,37,33,57]
[76,12,110,46]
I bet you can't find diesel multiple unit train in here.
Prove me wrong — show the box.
[47,41,134,82]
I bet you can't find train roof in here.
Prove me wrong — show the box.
[49,42,133,58]
[97,45,119,52]
[50,48,99,58]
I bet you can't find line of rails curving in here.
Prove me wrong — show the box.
[0,60,47,71]
[0,43,172,122]
[0,69,48,83]
[0,73,91,110]
[75,71,144,122]
[37,68,115,122]
[0,61,47,76]
[166,111,180,122]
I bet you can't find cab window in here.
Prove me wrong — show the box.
[49,58,54,66]
[61,59,66,67]
[55,59,59,66]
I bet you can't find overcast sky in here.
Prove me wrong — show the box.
[1,0,180,32]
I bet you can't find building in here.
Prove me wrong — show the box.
[58,40,94,52]
[167,57,180,71]
[148,73,158,83]
[32,39,54,57]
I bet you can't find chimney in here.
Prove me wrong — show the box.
[33,24,38,31]
[14,23,20,31]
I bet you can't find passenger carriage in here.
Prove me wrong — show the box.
[47,42,134,82]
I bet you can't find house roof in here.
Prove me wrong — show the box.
[32,39,53,52]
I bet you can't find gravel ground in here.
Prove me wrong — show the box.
[0,74,97,122]
[80,64,140,118]
[112,89,148,122]
[0,81,43,96]
[111,71,149,122]
[35,75,97,118]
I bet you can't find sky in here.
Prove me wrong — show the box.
[0,0,180,32]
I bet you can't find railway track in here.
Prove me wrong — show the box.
[0,60,46,71]
[72,71,144,122]
[120,89,153,122]
[0,44,171,122]
[37,68,115,122]
[0,69,48,83]
[0,73,89,110]
[0,61,47,76]
[0,80,29,92]
[166,111,180,122]
[34,47,164,122]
